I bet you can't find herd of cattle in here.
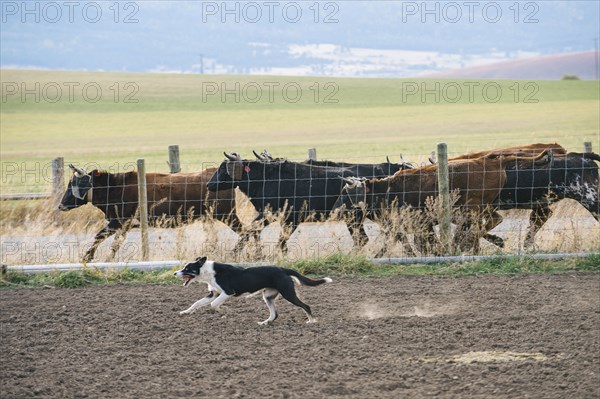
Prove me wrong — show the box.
[58,143,600,261]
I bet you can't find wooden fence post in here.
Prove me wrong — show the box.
[308,148,317,161]
[436,143,451,255]
[168,145,181,173]
[51,157,64,221]
[583,142,592,153]
[137,159,149,261]
[51,157,64,200]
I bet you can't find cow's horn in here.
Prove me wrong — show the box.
[224,152,242,161]
[261,149,273,160]
[69,164,86,176]
[386,156,391,163]
[428,151,437,164]
[340,176,362,186]
[537,149,553,165]
[253,150,266,161]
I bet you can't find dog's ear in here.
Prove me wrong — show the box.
[195,256,207,265]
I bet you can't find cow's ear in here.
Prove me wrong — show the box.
[195,256,207,265]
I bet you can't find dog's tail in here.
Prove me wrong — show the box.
[285,269,333,286]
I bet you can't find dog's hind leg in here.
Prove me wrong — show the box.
[277,279,316,323]
[258,288,279,325]
[179,291,215,315]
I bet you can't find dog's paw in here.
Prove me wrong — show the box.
[179,310,192,315]
[258,320,272,326]
[306,318,317,324]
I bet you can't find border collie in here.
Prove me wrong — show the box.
[174,257,332,324]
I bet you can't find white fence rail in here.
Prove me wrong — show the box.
[0,193,52,201]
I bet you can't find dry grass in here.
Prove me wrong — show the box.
[1,197,105,236]
[1,190,598,265]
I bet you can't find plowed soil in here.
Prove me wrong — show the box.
[1,273,599,398]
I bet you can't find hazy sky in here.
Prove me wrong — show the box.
[1,0,598,76]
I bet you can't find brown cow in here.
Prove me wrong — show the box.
[335,151,554,253]
[432,143,597,247]
[59,165,238,261]
[428,143,566,163]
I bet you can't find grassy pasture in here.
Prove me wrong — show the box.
[1,69,599,193]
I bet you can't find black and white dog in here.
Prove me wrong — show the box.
[174,257,332,324]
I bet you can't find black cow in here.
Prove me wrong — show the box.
[304,157,414,175]
[253,149,414,176]
[59,164,237,261]
[493,151,600,244]
[207,153,392,226]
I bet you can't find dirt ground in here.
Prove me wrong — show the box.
[1,273,599,398]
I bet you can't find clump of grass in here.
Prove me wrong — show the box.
[286,253,374,276]
[2,271,31,285]
[54,271,90,288]
[572,252,600,271]
[1,266,180,288]
[388,253,600,276]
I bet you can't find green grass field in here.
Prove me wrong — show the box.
[1,69,599,193]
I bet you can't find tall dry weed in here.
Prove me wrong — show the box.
[3,190,511,264]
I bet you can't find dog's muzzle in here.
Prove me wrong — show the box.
[174,271,195,287]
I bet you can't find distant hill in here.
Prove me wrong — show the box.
[424,51,599,80]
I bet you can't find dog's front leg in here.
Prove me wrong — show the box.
[209,291,231,310]
[179,291,215,315]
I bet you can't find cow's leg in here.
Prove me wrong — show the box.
[107,226,130,262]
[348,208,369,249]
[83,219,120,262]
[454,208,502,254]
[482,211,505,248]
[226,213,244,235]
[524,206,550,247]
[348,222,369,251]
[231,216,267,260]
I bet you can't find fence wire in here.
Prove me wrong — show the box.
[1,143,599,265]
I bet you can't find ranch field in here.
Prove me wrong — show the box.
[1,70,599,193]
[1,272,598,398]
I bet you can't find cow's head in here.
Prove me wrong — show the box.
[333,176,371,210]
[207,152,246,192]
[253,149,288,163]
[551,152,600,215]
[58,164,93,211]
[387,154,414,172]
[253,149,273,161]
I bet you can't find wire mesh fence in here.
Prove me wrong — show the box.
[1,142,599,266]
